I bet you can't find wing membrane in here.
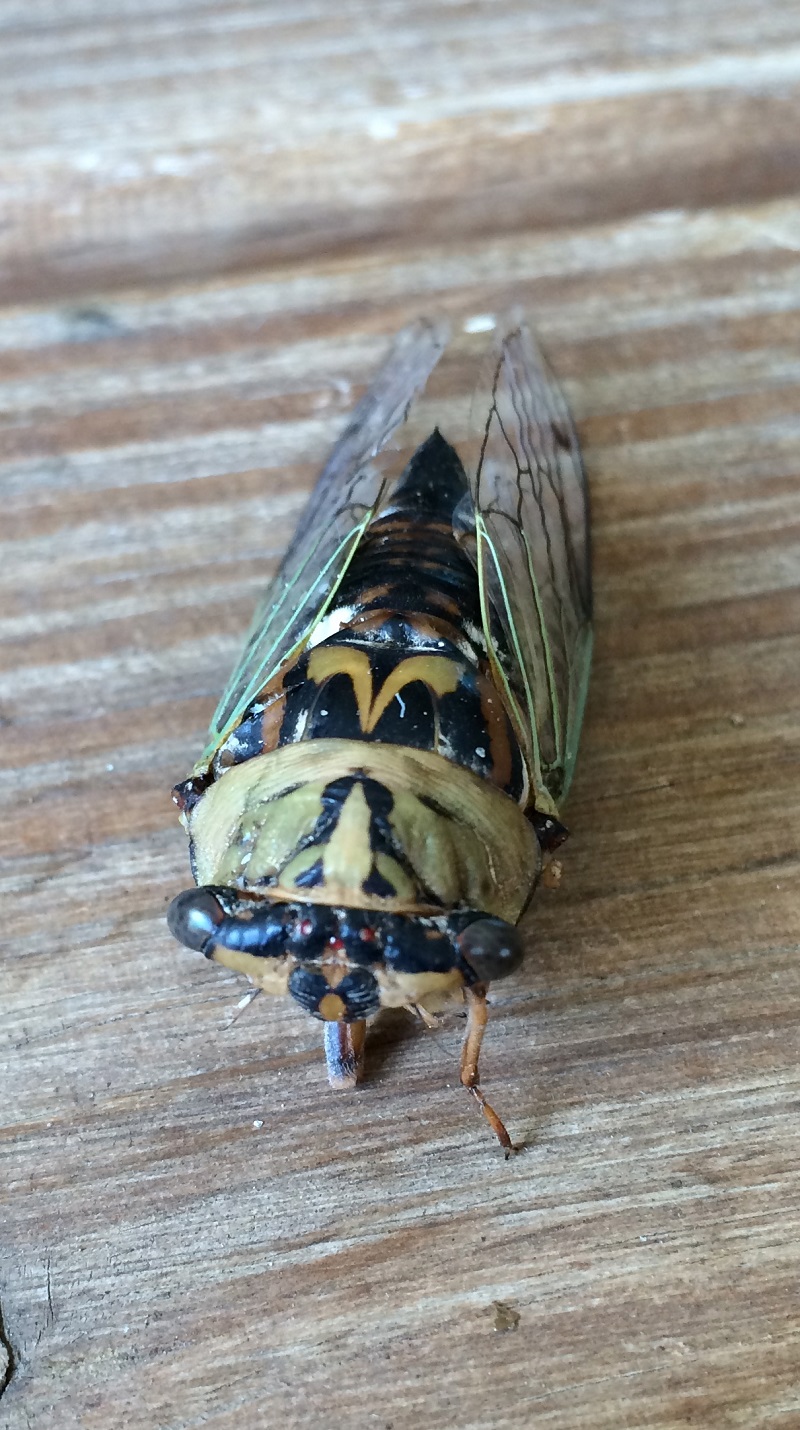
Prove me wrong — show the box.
[470,319,592,814]
[202,318,450,762]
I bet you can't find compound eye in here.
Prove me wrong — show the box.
[167,887,225,953]
[458,918,523,982]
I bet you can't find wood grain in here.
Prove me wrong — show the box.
[2,3,800,1427]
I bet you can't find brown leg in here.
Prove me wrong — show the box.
[461,986,516,1155]
[324,1019,366,1090]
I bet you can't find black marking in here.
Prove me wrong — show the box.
[281,668,360,744]
[336,968,381,1019]
[286,903,338,955]
[530,811,569,850]
[287,963,380,1021]
[390,429,471,516]
[214,708,265,770]
[292,858,325,889]
[368,678,435,749]
[337,909,384,966]
[383,921,458,976]
[418,792,452,820]
[288,965,330,1015]
[362,867,397,898]
[172,772,212,814]
[357,778,445,905]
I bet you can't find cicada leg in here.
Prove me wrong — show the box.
[461,986,517,1156]
[324,1019,367,1090]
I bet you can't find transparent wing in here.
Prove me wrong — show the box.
[202,317,450,762]
[469,318,592,815]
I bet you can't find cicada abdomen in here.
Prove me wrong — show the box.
[168,317,592,1151]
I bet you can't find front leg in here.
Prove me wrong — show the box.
[460,985,516,1155]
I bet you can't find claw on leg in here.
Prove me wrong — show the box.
[413,1003,442,1031]
[324,1019,366,1089]
[461,985,516,1155]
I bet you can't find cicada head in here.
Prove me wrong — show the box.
[167,886,525,1024]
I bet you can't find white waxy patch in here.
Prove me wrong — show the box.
[307,606,356,648]
[437,733,456,761]
[293,709,310,740]
[396,693,406,719]
[475,746,486,759]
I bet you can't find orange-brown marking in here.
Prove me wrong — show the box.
[478,671,514,791]
[319,992,346,1021]
[260,690,288,754]
[322,940,349,988]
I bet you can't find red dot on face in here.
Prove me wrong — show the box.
[328,937,345,952]
[359,927,375,942]
[299,919,314,938]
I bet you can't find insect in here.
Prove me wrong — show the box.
[168,315,592,1151]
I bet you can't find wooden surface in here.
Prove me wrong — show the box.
[2,3,800,1427]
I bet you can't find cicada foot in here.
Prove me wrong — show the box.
[413,1003,443,1031]
[461,985,518,1157]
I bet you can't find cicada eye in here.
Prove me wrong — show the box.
[167,887,225,953]
[458,918,523,982]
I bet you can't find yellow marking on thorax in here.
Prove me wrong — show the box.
[321,782,373,888]
[307,647,374,728]
[306,646,461,733]
[364,655,460,730]
[188,739,542,922]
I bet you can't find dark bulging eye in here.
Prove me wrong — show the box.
[168,888,290,957]
[167,887,225,953]
[457,918,524,982]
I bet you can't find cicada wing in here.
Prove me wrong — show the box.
[468,318,592,815]
[203,317,450,762]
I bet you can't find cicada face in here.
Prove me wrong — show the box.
[168,317,591,1149]
[167,891,525,1038]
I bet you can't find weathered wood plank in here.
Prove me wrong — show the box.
[2,3,800,1427]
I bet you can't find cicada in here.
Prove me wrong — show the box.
[168,316,592,1151]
